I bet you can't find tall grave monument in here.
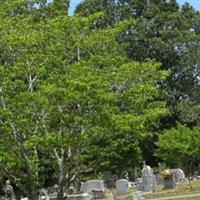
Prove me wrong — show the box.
[138,161,156,192]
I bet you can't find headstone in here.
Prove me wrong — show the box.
[66,193,91,200]
[163,177,175,189]
[47,184,60,200]
[173,169,185,183]
[80,180,104,194]
[155,173,163,185]
[139,162,156,192]
[116,179,128,196]
[194,171,199,177]
[162,169,175,189]
[91,190,104,199]
[136,178,143,191]
[3,180,16,200]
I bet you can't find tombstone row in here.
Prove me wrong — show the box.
[3,164,187,200]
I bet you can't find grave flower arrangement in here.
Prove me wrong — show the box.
[162,169,175,189]
[162,169,173,180]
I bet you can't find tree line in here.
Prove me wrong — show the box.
[0,0,200,199]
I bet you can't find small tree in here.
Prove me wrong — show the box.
[157,125,200,168]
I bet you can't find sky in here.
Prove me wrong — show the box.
[69,0,200,15]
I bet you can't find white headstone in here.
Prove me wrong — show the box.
[173,169,185,183]
[116,179,129,196]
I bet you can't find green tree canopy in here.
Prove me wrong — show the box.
[157,124,200,169]
[75,0,200,127]
[0,2,169,198]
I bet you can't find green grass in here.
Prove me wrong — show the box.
[115,180,200,200]
[142,180,200,199]
[174,198,200,200]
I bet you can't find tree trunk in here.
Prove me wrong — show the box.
[26,168,38,200]
[28,186,38,200]
[57,185,64,200]
[54,148,65,200]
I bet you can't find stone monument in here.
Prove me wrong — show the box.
[138,161,156,192]
[80,180,105,199]
[115,179,128,196]
[47,184,60,200]
[66,193,92,200]
[3,180,16,200]
[172,169,185,183]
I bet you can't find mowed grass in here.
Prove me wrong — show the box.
[112,180,200,200]
[143,179,200,199]
[177,197,200,200]
[116,180,200,200]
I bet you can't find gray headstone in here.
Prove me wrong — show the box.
[163,177,175,189]
[116,179,128,196]
[80,180,104,194]
[91,190,104,199]
[136,178,143,191]
[66,193,92,200]
[47,185,60,200]
[140,165,156,192]
[4,180,16,200]
[155,173,163,185]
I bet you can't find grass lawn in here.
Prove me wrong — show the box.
[142,180,200,199]
[115,180,200,200]
[178,197,200,200]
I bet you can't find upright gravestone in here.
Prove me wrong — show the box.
[48,184,60,200]
[139,162,156,192]
[136,178,143,191]
[116,179,128,196]
[80,180,105,199]
[173,169,185,183]
[3,180,16,200]
[162,169,175,189]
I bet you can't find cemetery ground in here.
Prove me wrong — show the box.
[144,179,200,199]
[114,179,200,200]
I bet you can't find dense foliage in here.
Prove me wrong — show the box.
[76,0,200,169]
[0,0,172,199]
[157,125,200,169]
[0,0,200,199]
